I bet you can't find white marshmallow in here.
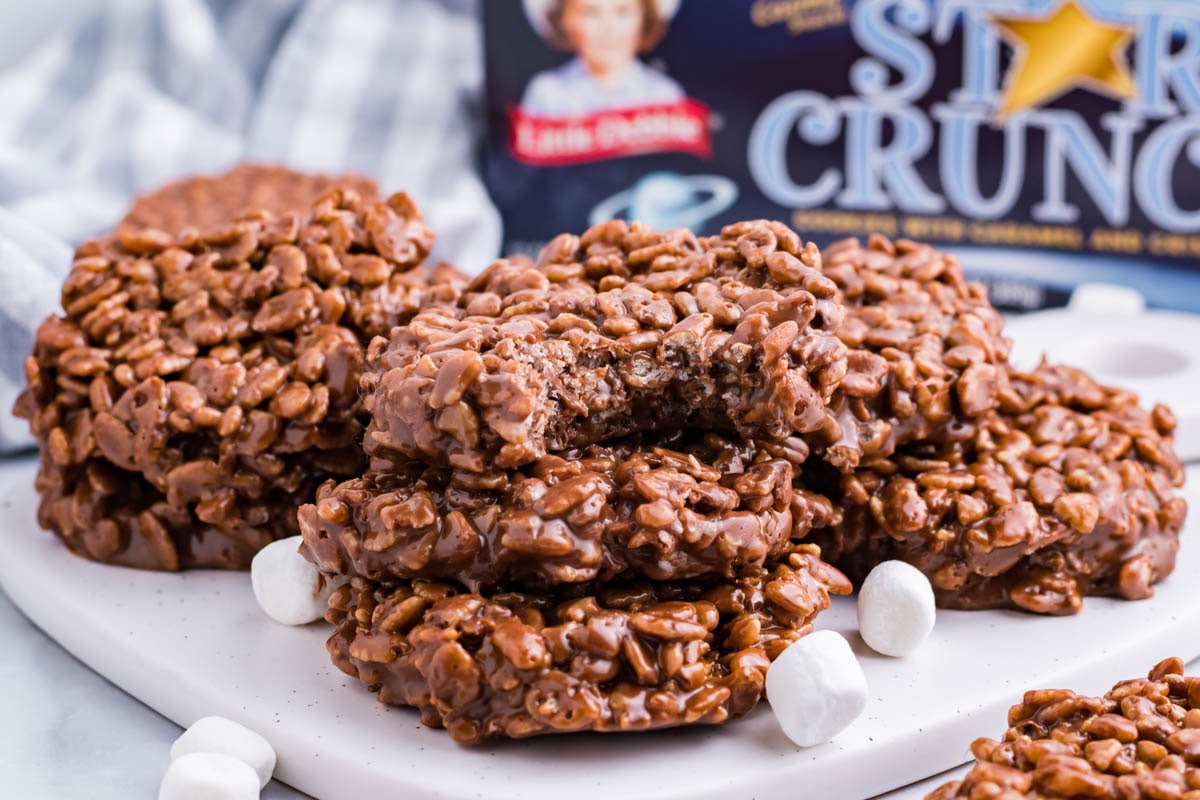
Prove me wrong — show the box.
[857,560,936,657]
[250,535,342,625]
[766,630,868,747]
[171,717,276,789]
[158,752,260,800]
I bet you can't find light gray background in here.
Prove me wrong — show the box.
[0,1,91,68]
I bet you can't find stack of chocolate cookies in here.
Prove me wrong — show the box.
[296,218,1185,742]
[15,166,1188,744]
[297,219,857,743]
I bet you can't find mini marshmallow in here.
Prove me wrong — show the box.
[857,560,936,657]
[766,630,868,747]
[158,752,260,800]
[250,535,342,625]
[171,717,276,789]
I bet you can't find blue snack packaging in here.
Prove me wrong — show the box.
[483,0,1200,310]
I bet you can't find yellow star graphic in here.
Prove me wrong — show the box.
[992,0,1135,117]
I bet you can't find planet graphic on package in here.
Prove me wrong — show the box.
[589,172,738,232]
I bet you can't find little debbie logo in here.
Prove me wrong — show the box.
[748,0,1200,234]
[510,100,712,165]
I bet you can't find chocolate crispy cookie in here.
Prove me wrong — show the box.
[929,658,1200,800]
[299,431,837,591]
[14,189,462,570]
[807,363,1187,615]
[361,219,848,472]
[811,234,1012,471]
[119,163,380,234]
[323,545,850,744]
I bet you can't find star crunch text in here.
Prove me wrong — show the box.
[748,0,1200,233]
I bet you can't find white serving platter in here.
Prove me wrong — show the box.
[1,459,1197,800]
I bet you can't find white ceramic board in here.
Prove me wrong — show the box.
[1,459,1198,800]
[879,766,970,800]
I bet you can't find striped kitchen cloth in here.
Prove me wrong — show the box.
[0,0,499,452]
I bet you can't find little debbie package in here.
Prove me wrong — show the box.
[482,0,1200,311]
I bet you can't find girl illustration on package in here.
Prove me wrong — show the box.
[520,0,684,117]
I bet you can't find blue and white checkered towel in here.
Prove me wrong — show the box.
[0,0,497,452]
